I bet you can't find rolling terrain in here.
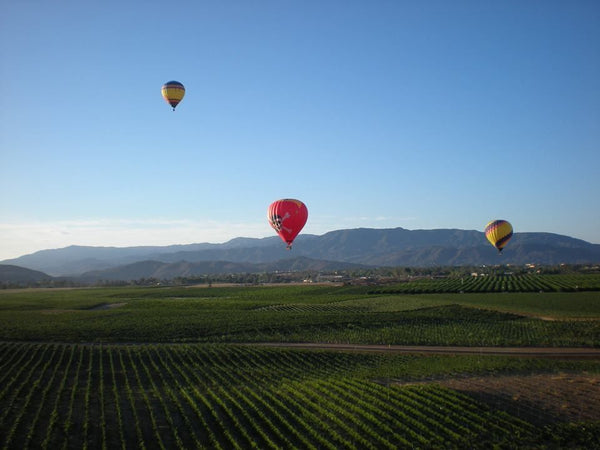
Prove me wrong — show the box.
[1,281,599,448]
[2,227,600,278]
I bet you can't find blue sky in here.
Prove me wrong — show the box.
[1,0,599,260]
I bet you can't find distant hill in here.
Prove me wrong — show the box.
[0,265,52,284]
[0,243,230,277]
[2,227,599,277]
[75,257,367,283]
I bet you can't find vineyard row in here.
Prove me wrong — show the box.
[374,273,600,294]
[0,342,537,449]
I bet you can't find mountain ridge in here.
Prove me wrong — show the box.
[2,227,599,277]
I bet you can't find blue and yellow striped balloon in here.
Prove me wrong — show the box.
[161,81,185,110]
[485,220,513,253]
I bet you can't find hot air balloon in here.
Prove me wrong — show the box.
[485,220,513,253]
[161,81,185,110]
[268,199,308,249]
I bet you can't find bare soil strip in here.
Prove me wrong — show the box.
[251,343,600,359]
[436,373,600,424]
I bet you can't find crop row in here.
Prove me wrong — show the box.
[0,342,542,449]
[1,302,598,347]
[374,273,600,294]
[274,305,600,347]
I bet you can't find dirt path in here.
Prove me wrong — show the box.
[251,342,600,359]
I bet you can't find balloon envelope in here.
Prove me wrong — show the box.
[161,81,185,110]
[485,220,513,252]
[267,199,308,249]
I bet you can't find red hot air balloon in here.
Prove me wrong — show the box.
[267,199,308,249]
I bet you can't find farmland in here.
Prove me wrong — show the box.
[1,275,600,448]
[370,272,600,294]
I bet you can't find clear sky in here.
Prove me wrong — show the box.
[1,0,599,260]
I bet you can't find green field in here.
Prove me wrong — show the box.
[372,273,600,294]
[1,281,600,448]
[1,285,599,345]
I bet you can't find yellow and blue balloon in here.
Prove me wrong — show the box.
[485,220,513,253]
[161,81,185,111]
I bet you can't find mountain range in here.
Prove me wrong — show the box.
[2,227,599,283]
